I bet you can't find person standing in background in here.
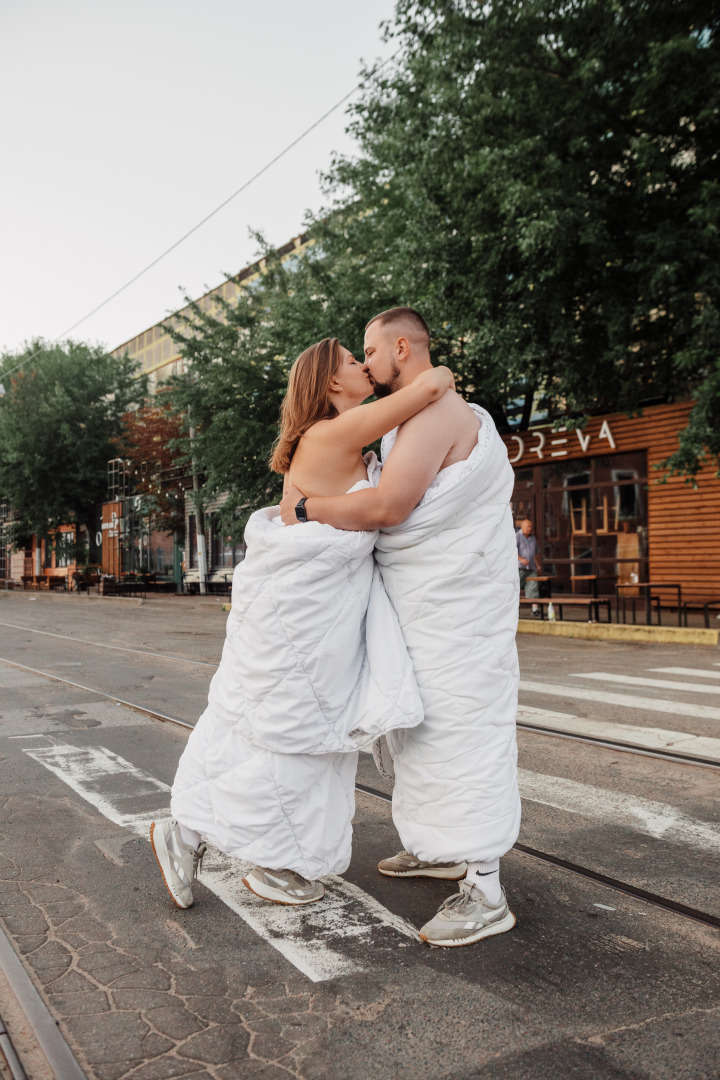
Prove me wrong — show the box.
[517,518,541,616]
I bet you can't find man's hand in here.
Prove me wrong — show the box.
[518,556,529,567]
[280,483,306,526]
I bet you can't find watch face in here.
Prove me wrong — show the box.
[295,499,308,523]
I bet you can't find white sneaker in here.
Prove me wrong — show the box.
[242,866,325,905]
[150,819,206,909]
[419,881,516,947]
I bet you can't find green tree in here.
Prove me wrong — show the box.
[323,0,719,457]
[165,251,326,540]
[114,402,186,535]
[0,340,146,545]
[169,0,720,517]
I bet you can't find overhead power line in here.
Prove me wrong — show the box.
[0,45,404,386]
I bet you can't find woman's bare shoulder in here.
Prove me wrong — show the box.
[301,417,337,442]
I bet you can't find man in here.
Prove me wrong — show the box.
[517,518,542,616]
[280,307,520,947]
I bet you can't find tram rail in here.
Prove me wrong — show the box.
[0,648,718,771]
[1,654,719,936]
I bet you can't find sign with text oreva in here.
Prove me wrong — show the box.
[507,420,616,464]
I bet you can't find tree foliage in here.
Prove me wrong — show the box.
[114,401,185,534]
[325,0,719,457]
[0,340,146,543]
[170,0,719,520]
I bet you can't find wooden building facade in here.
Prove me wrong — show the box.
[501,401,719,607]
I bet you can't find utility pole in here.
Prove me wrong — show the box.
[189,422,207,595]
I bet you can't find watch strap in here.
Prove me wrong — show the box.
[295,496,308,523]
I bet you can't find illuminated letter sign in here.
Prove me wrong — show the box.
[598,420,616,449]
[508,435,524,463]
[531,431,545,459]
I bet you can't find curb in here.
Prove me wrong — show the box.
[517,620,719,647]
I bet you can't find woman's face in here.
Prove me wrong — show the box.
[331,347,372,404]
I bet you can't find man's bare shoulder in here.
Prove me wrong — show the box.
[393,391,452,442]
[393,391,479,469]
[397,390,476,435]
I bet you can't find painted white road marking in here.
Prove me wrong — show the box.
[517,769,720,852]
[571,672,720,696]
[517,705,720,762]
[651,668,720,681]
[23,743,416,983]
[519,680,720,721]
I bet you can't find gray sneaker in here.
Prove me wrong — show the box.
[378,850,467,880]
[242,866,325,905]
[150,819,206,909]
[419,881,516,947]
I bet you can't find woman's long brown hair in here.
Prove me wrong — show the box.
[269,338,343,474]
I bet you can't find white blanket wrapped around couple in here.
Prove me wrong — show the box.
[375,404,522,865]
[170,453,423,879]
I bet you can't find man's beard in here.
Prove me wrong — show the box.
[371,361,401,398]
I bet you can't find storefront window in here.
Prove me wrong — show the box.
[542,460,591,489]
[512,451,648,594]
[510,469,535,522]
[149,531,174,576]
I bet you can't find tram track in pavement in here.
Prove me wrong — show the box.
[1,625,720,770]
[1,653,719,936]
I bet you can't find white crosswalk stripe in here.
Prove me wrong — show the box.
[519,680,720,721]
[518,770,720,852]
[650,668,720,681]
[23,742,417,983]
[571,672,720,696]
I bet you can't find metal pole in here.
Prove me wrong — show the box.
[188,423,207,595]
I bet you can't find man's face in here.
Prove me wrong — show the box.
[521,519,533,536]
[363,322,401,397]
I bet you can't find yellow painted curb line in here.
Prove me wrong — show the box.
[517,620,719,647]
[222,600,717,645]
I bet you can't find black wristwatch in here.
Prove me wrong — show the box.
[295,496,309,523]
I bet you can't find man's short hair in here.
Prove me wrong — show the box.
[365,306,431,348]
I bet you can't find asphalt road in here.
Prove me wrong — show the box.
[0,592,719,1080]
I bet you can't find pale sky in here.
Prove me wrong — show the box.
[0,0,398,355]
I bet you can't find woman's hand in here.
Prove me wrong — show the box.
[280,483,306,526]
[416,365,455,396]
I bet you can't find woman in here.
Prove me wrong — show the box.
[151,338,452,908]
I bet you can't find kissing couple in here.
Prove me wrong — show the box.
[152,306,521,948]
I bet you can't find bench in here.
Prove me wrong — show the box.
[102,580,147,598]
[144,580,178,595]
[520,596,613,623]
[680,599,720,629]
[616,592,662,625]
[22,576,48,590]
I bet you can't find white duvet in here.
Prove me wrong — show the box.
[375,404,521,864]
[170,454,423,879]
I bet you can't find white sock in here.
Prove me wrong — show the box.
[177,821,202,850]
[465,859,501,905]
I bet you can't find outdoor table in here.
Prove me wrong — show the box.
[526,575,554,598]
[571,574,597,599]
[616,582,683,627]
